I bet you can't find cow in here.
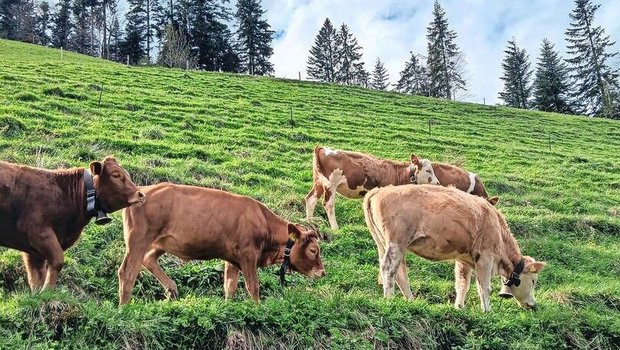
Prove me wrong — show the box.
[118,183,325,305]
[304,146,440,230]
[363,185,546,312]
[412,156,499,206]
[0,156,145,291]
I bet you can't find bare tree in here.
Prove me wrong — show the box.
[158,25,194,69]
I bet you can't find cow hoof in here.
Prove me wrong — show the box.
[165,288,178,300]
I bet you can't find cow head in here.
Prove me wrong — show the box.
[90,156,145,213]
[410,154,440,185]
[287,223,326,279]
[501,256,546,310]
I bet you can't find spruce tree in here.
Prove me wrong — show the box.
[35,1,51,45]
[335,23,364,85]
[12,0,36,43]
[235,0,274,75]
[395,52,430,96]
[71,0,91,54]
[306,18,338,83]
[498,38,532,109]
[426,0,466,99]
[51,0,72,48]
[121,0,147,64]
[533,39,573,114]
[107,10,122,61]
[0,0,19,39]
[370,58,389,90]
[565,0,619,118]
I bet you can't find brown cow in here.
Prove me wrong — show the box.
[119,183,325,304]
[0,157,145,290]
[364,185,546,312]
[412,155,499,205]
[305,146,440,229]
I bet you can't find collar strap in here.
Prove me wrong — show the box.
[504,258,525,287]
[84,170,111,225]
[409,164,417,183]
[279,238,296,286]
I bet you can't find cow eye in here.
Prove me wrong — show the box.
[112,173,121,178]
[309,247,317,255]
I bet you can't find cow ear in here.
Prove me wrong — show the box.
[90,161,103,176]
[525,261,546,274]
[488,196,499,206]
[410,154,422,168]
[288,223,302,241]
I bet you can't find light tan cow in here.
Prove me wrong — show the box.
[363,185,545,312]
[119,183,325,304]
[305,146,439,229]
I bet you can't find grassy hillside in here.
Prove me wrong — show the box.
[1,39,619,349]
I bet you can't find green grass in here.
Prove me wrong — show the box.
[1,39,619,349]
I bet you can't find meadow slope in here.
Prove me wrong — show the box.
[1,39,619,349]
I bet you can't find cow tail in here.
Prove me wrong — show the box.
[363,187,384,256]
[312,145,324,181]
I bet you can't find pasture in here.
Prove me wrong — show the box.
[0,39,619,349]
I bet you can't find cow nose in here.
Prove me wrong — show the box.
[138,191,146,199]
[524,303,537,311]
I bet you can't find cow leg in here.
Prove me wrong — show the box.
[238,255,260,302]
[474,258,493,312]
[27,229,65,290]
[224,261,240,300]
[380,242,406,298]
[118,235,151,305]
[22,252,46,291]
[143,247,178,301]
[304,184,324,221]
[323,189,338,230]
[454,261,473,309]
[395,258,413,300]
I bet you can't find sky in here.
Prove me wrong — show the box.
[261,0,620,105]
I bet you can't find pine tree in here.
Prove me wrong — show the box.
[306,18,338,83]
[12,0,36,43]
[565,0,619,118]
[0,0,20,39]
[335,23,364,85]
[121,0,147,64]
[51,0,72,48]
[533,39,573,114]
[370,58,389,90]
[395,52,430,96]
[235,0,274,75]
[71,0,91,54]
[35,1,51,45]
[426,0,466,99]
[498,38,532,109]
[352,62,369,87]
[107,9,122,61]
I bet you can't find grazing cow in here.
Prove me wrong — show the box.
[305,146,440,229]
[363,185,545,312]
[412,157,499,205]
[119,183,325,304]
[0,157,145,290]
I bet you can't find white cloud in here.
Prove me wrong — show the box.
[263,0,620,105]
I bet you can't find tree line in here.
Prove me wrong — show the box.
[307,0,619,119]
[0,0,275,74]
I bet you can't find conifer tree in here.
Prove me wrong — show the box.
[306,18,338,83]
[0,0,19,39]
[426,0,466,99]
[335,23,364,85]
[120,0,147,64]
[533,39,573,114]
[51,0,72,48]
[35,1,51,45]
[71,0,91,54]
[565,0,619,118]
[395,52,430,96]
[499,38,532,109]
[12,0,36,42]
[370,57,389,90]
[235,0,274,75]
[107,9,122,61]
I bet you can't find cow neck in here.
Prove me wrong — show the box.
[396,162,414,185]
[52,168,88,222]
[497,218,524,284]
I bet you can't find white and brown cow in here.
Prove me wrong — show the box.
[364,185,546,312]
[305,146,439,230]
[415,157,499,206]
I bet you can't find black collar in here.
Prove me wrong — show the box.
[504,258,525,287]
[84,170,112,225]
[409,164,417,183]
[279,238,296,286]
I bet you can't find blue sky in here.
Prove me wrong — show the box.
[262,0,620,105]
